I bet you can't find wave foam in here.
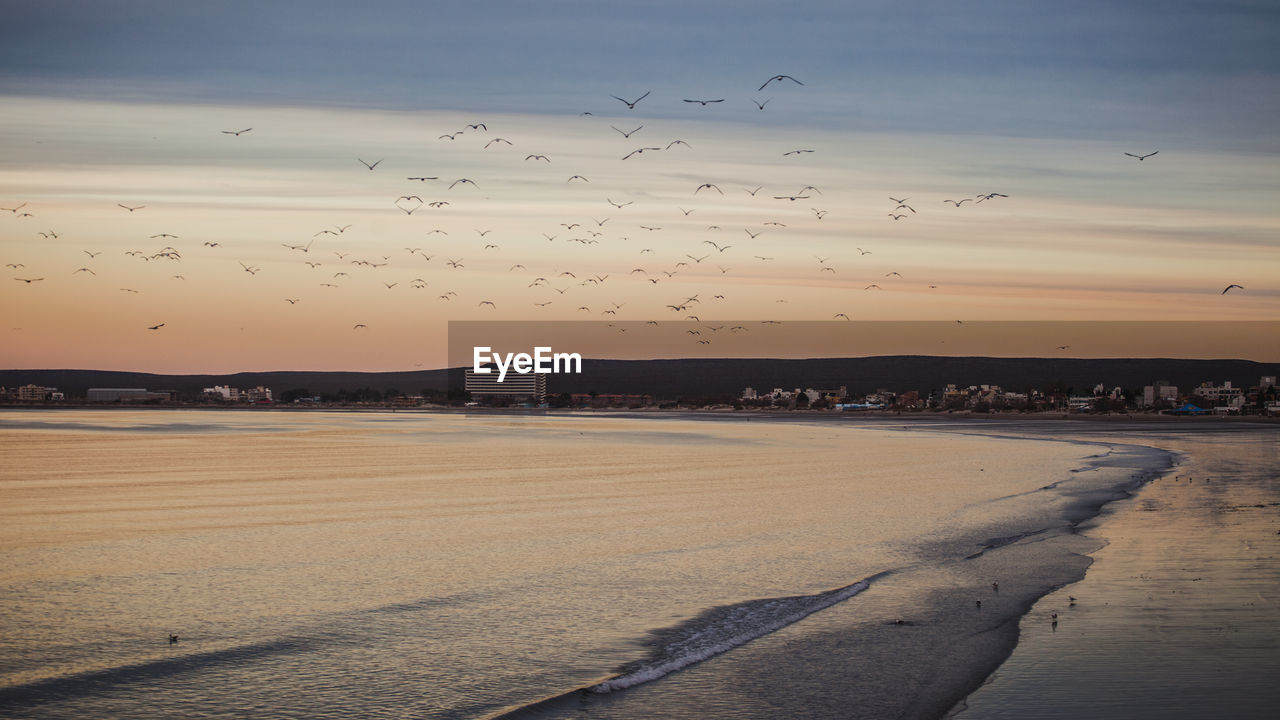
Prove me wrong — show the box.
[590,578,871,693]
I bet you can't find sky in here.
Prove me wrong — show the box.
[1,0,1277,372]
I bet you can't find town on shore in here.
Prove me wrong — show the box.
[4,374,1278,416]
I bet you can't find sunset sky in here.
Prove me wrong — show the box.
[2,1,1277,372]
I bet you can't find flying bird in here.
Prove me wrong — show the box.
[1221,284,1244,294]
[147,323,165,330]
[525,154,550,162]
[611,91,650,109]
[683,98,724,106]
[358,158,383,170]
[612,125,643,138]
[622,147,661,160]
[14,277,43,283]
[751,98,771,110]
[449,179,477,189]
[783,149,814,156]
[484,138,512,148]
[758,75,804,91]
[695,183,723,195]
[221,128,252,136]
[1124,151,1158,161]
[118,204,144,212]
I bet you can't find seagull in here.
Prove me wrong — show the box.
[683,98,724,106]
[525,154,550,162]
[407,176,438,181]
[1,203,27,213]
[567,175,589,182]
[14,277,43,283]
[607,199,632,208]
[1124,151,1158,161]
[751,98,771,110]
[666,140,691,149]
[147,323,165,330]
[479,301,495,308]
[358,158,382,170]
[774,195,809,201]
[758,75,804,91]
[285,298,300,304]
[622,147,662,160]
[695,183,723,195]
[118,204,144,212]
[73,267,95,274]
[889,197,909,204]
[1221,284,1244,294]
[221,128,252,136]
[353,324,367,329]
[834,313,850,320]
[466,123,488,131]
[439,132,462,140]
[944,198,973,206]
[612,125,643,138]
[745,187,762,196]
[449,179,477,189]
[611,91,650,109]
[783,149,814,156]
[83,250,101,258]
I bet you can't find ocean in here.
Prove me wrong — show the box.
[1,410,1269,719]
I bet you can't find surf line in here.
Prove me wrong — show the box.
[483,574,883,719]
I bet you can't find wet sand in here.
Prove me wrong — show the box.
[952,423,1280,719]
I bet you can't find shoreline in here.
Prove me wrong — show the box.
[1,410,1269,719]
[3,403,1277,425]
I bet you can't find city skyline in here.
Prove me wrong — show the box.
[2,1,1277,373]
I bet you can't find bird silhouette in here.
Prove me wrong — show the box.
[358,158,382,170]
[1124,151,1158,161]
[758,75,804,91]
[1221,284,1244,294]
[221,128,252,136]
[611,91,650,109]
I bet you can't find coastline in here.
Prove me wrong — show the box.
[461,418,1185,719]
[947,422,1280,719]
[1,410,1271,719]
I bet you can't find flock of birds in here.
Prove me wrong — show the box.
[3,74,1247,354]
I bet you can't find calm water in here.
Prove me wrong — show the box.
[0,411,1177,719]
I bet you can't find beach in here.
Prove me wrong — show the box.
[0,410,1274,719]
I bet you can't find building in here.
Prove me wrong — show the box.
[1193,381,1243,407]
[464,367,547,404]
[17,384,54,401]
[1141,381,1178,408]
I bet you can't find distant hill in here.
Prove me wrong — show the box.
[4,357,1277,400]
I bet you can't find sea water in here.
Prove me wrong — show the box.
[0,410,1172,719]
